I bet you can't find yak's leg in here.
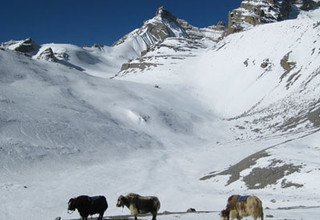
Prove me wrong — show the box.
[229,209,239,220]
[252,213,259,220]
[152,212,157,220]
[129,204,139,220]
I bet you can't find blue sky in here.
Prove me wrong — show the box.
[1,0,242,46]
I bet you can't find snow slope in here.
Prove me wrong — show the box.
[0,48,232,219]
[34,41,146,78]
[1,5,320,220]
[117,9,320,137]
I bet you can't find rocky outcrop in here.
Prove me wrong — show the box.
[228,0,284,34]
[114,6,225,51]
[36,47,58,62]
[92,43,104,50]
[113,7,226,76]
[120,62,159,72]
[228,0,320,34]
[280,52,296,72]
[114,6,188,48]
[13,38,39,53]
[227,0,300,34]
[1,38,39,55]
[116,37,207,77]
[177,19,226,42]
[300,0,320,10]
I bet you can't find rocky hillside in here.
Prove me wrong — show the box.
[227,0,320,33]
[115,3,320,141]
[114,6,225,50]
[117,7,225,74]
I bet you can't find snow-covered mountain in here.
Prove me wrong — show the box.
[116,6,225,74]
[1,6,225,79]
[1,2,320,220]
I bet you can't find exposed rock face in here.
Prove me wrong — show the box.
[114,6,188,48]
[300,0,320,10]
[13,38,39,53]
[228,0,320,34]
[228,0,284,34]
[37,47,58,62]
[92,43,103,50]
[1,38,39,55]
[177,19,226,42]
[115,7,225,75]
[227,0,297,34]
[114,6,225,51]
[120,62,159,71]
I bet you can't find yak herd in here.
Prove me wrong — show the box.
[67,193,263,220]
[67,193,160,220]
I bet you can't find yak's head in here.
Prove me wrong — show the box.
[220,209,229,220]
[68,198,77,212]
[116,195,127,208]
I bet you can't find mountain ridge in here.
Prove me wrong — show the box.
[2,2,318,77]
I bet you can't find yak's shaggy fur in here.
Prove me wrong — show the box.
[68,195,108,220]
[116,193,160,220]
[220,195,264,220]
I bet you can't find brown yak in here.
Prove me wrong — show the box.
[116,193,160,220]
[220,195,263,220]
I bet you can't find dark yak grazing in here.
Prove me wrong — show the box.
[68,195,108,220]
[116,193,161,220]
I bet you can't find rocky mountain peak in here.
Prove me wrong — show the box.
[114,6,226,51]
[156,6,177,21]
[113,6,188,48]
[36,47,58,62]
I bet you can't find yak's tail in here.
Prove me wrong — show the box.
[155,198,161,212]
[259,199,264,220]
[253,195,264,220]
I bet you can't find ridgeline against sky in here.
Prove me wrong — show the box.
[1,0,241,46]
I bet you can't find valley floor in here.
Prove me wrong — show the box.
[61,206,320,220]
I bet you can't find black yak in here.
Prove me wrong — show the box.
[68,195,108,220]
